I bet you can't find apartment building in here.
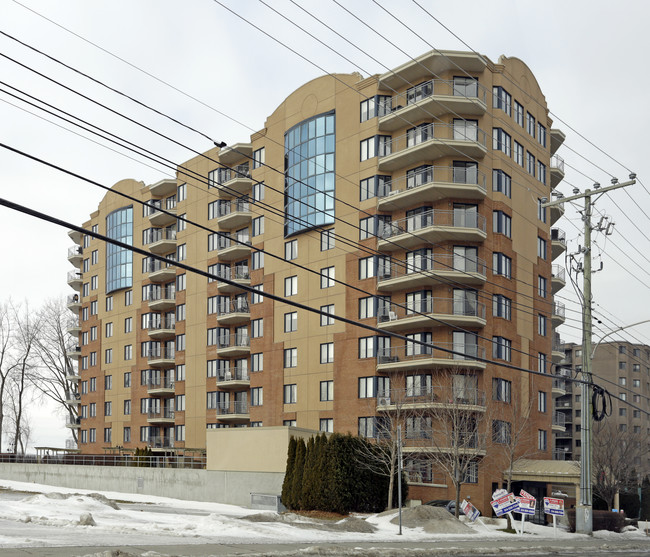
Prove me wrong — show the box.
[65,49,567,509]
[556,341,650,470]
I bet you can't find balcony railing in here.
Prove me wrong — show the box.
[377,166,486,199]
[66,416,81,427]
[376,342,485,365]
[217,400,248,416]
[377,386,486,408]
[143,286,176,303]
[67,245,83,258]
[216,365,250,383]
[551,264,566,282]
[143,259,175,274]
[215,233,252,251]
[147,377,175,390]
[144,315,176,331]
[551,228,566,243]
[378,253,487,282]
[148,436,175,449]
[382,122,487,156]
[378,209,486,239]
[552,378,566,391]
[216,334,250,349]
[67,270,82,282]
[147,408,175,420]
[551,154,565,172]
[553,411,566,428]
[214,265,250,282]
[143,227,177,244]
[382,78,488,112]
[552,301,566,320]
[217,198,250,217]
[212,165,251,186]
[144,347,175,361]
[378,297,485,323]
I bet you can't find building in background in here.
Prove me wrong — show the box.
[65,49,567,510]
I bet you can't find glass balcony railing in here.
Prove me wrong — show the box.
[378,209,486,239]
[376,342,485,365]
[377,165,486,199]
[377,254,487,282]
[378,297,485,323]
[381,122,487,157]
[381,78,488,112]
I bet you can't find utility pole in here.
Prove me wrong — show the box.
[544,174,636,535]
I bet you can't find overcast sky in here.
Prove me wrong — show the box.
[2,0,649,448]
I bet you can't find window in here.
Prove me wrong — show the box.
[492,128,511,156]
[82,332,89,346]
[284,348,297,368]
[493,211,511,237]
[252,147,265,169]
[537,161,546,184]
[493,170,511,197]
[633,379,641,388]
[538,314,548,336]
[124,344,132,360]
[538,276,547,298]
[321,304,335,326]
[493,86,511,115]
[89,352,97,367]
[321,229,335,251]
[619,345,627,354]
[91,249,98,265]
[360,135,391,161]
[514,101,524,126]
[284,276,297,296]
[89,402,96,417]
[251,284,264,304]
[175,333,185,351]
[360,175,391,201]
[492,420,511,444]
[619,407,627,417]
[105,348,113,364]
[359,215,391,240]
[320,342,334,363]
[285,239,297,261]
[90,301,97,315]
[320,266,335,288]
[464,462,478,484]
[537,199,547,223]
[619,424,627,432]
[123,427,131,443]
[283,420,297,427]
[493,294,511,320]
[284,384,297,404]
[88,428,96,443]
[492,336,512,361]
[538,391,547,412]
[619,377,627,386]
[140,427,149,442]
[493,378,511,402]
[82,283,89,297]
[320,419,333,433]
[538,429,547,451]
[176,304,185,322]
[493,252,512,278]
[537,237,547,259]
[358,336,390,359]
[514,141,524,166]
[82,307,88,322]
[538,353,548,374]
[251,387,263,406]
[123,372,131,388]
[177,214,186,231]
[252,216,264,236]
[124,399,131,416]
[320,380,334,401]
[251,318,263,338]
[527,112,536,137]
[105,322,113,338]
[358,376,390,398]
[176,274,185,291]
[124,317,132,333]
[175,364,185,381]
[284,312,297,333]
[526,151,536,176]
[619,361,627,370]
[251,353,263,372]
[174,425,185,441]
[633,364,640,372]
[104,401,112,416]
[252,251,264,270]
[360,95,391,122]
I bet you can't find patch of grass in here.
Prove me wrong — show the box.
[497,527,518,534]
[291,510,348,521]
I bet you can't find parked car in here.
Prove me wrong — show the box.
[424,499,456,514]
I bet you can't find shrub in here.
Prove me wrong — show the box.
[566,509,626,532]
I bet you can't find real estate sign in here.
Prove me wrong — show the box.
[460,499,480,522]
[490,492,519,516]
[543,497,565,516]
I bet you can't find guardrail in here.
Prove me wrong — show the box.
[0,453,205,468]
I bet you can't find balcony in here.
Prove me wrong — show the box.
[552,411,566,432]
[145,316,176,340]
[67,245,83,268]
[216,366,250,389]
[148,178,177,197]
[377,254,487,292]
[376,386,486,413]
[402,433,487,457]
[145,286,176,311]
[214,233,252,262]
[67,270,83,291]
[148,435,175,450]
[551,264,566,294]
[377,297,486,333]
[66,293,81,313]
[551,228,566,260]
[214,165,253,197]
[216,265,251,294]
[377,78,488,133]
[216,299,250,326]
[145,347,175,368]
[549,194,565,225]
[144,228,177,255]
[145,198,177,227]
[66,345,81,359]
[550,155,565,189]
[218,143,252,166]
[147,408,175,424]
[377,166,486,211]
[552,301,566,326]
[552,448,571,461]
[216,199,252,230]
[147,376,175,396]
[68,229,82,245]
[216,401,249,423]
[377,209,486,251]
[552,334,565,363]
[65,393,81,405]
[67,319,81,336]
[65,368,80,382]
[376,342,486,373]
[66,416,81,429]
[378,123,487,173]
[555,399,573,410]
[144,259,176,283]
[552,378,567,397]
[215,334,250,358]
[550,128,566,156]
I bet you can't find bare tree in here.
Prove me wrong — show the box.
[0,302,15,451]
[31,298,79,444]
[592,420,649,510]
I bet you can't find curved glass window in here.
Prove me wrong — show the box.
[284,112,335,237]
[106,206,133,293]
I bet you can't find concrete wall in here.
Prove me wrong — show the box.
[0,463,283,508]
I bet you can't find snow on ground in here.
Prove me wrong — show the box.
[0,478,646,550]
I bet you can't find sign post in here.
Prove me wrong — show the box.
[544,497,565,538]
[515,490,536,536]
